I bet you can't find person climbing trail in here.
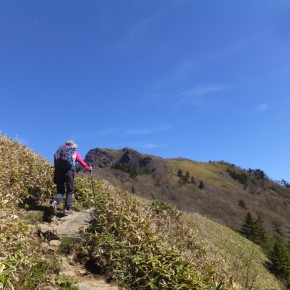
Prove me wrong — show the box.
[51,140,92,215]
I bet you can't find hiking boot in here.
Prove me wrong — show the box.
[51,201,58,214]
[63,208,74,216]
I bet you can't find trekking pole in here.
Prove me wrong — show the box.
[90,164,95,195]
[89,164,98,212]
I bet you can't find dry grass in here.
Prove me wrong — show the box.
[167,158,238,189]
[0,134,286,289]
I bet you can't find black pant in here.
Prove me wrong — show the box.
[53,170,75,209]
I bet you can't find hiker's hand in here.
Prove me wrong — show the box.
[89,165,93,173]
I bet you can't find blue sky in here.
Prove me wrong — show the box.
[1,0,290,182]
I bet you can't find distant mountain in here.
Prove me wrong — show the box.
[85,147,290,240]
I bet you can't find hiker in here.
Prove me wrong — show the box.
[51,140,92,215]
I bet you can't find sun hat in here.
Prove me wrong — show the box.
[66,140,78,148]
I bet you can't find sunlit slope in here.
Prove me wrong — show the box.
[0,134,284,289]
[0,134,54,203]
[0,134,57,289]
[166,158,290,237]
[167,158,238,188]
[81,179,283,289]
[180,212,282,289]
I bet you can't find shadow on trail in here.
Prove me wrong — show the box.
[18,197,61,222]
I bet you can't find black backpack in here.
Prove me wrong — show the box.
[54,146,75,172]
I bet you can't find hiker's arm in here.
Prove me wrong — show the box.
[75,152,90,171]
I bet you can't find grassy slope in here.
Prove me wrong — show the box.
[182,212,280,289]
[166,158,290,239]
[0,135,63,289]
[0,134,284,289]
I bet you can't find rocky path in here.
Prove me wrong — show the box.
[38,209,121,290]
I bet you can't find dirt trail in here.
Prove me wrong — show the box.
[38,208,121,290]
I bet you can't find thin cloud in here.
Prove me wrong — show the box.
[123,125,171,136]
[176,85,228,105]
[110,17,153,51]
[175,33,268,81]
[72,128,120,140]
[208,33,266,60]
[73,126,171,141]
[255,104,269,112]
[144,34,258,104]
[121,141,168,150]
[141,143,167,149]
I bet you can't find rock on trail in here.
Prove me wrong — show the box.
[38,208,122,290]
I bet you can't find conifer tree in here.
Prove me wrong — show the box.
[255,215,267,247]
[240,212,257,241]
[198,180,205,189]
[240,212,268,247]
[177,169,183,178]
[270,237,290,286]
[182,171,190,184]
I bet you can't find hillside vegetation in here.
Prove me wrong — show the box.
[0,135,285,289]
[86,148,290,241]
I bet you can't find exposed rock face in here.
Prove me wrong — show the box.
[84,147,174,208]
[85,147,162,175]
[85,148,117,168]
[139,156,152,167]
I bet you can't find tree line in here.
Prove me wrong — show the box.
[240,211,290,288]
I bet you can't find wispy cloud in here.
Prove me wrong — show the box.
[175,85,229,105]
[122,141,168,150]
[72,128,120,141]
[140,143,167,149]
[110,17,153,51]
[123,125,171,136]
[174,33,267,81]
[73,125,171,141]
[255,103,269,112]
[144,33,261,105]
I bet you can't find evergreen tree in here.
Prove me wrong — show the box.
[182,171,190,184]
[270,237,290,286]
[240,212,258,241]
[177,169,183,178]
[240,212,268,247]
[198,180,205,189]
[255,215,267,247]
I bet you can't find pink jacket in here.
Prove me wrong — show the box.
[73,150,91,171]
[62,144,91,171]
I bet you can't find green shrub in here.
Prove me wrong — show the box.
[81,188,208,289]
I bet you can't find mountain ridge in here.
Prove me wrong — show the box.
[85,147,290,241]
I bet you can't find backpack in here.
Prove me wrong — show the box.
[54,145,75,172]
